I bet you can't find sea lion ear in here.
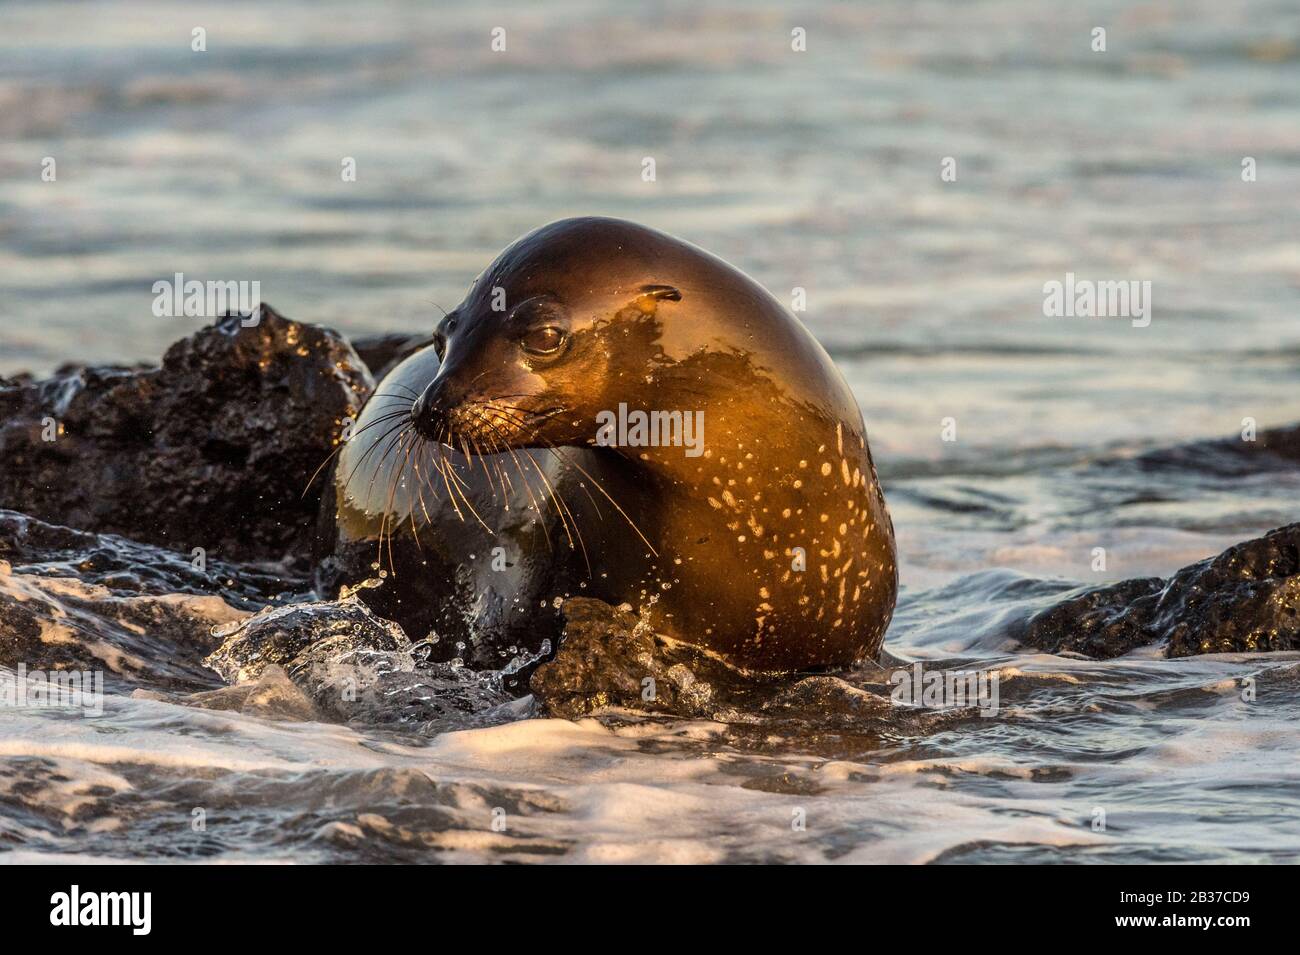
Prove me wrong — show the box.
[639,284,681,302]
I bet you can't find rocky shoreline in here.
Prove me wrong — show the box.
[1,309,1297,720]
[1019,523,1300,658]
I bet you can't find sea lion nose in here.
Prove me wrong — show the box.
[409,381,445,440]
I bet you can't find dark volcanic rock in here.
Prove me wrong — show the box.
[0,508,309,609]
[0,307,372,563]
[531,598,978,740]
[531,597,789,719]
[1021,523,1300,658]
[531,598,733,718]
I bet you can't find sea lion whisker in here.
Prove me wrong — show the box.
[486,423,555,553]
[478,404,605,519]
[449,478,493,534]
[355,407,415,427]
[342,417,415,496]
[482,401,560,433]
[516,443,582,560]
[409,447,434,544]
[346,410,416,442]
[483,405,655,548]
[387,428,423,556]
[472,403,647,555]
[446,423,471,459]
[375,426,414,570]
[412,439,438,529]
[419,440,451,508]
[438,426,494,534]
[410,436,439,503]
[469,412,559,551]
[369,390,419,401]
[396,431,428,551]
[430,442,466,523]
[550,475,591,574]
[486,439,516,496]
[540,440,659,559]
[474,401,550,446]
[430,427,467,521]
[465,431,501,502]
[301,444,344,500]
[459,402,653,569]
[299,408,410,499]
[464,408,523,504]
[384,381,422,395]
[438,438,475,496]
[479,432,514,505]
[365,423,416,509]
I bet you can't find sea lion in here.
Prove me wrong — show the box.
[322,217,897,672]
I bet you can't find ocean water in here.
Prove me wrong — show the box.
[2,0,1300,863]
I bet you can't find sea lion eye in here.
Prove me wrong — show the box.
[433,315,457,357]
[521,326,566,356]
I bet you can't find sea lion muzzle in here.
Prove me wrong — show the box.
[408,373,467,443]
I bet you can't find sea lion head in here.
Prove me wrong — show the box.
[407,216,862,456]
[407,217,701,455]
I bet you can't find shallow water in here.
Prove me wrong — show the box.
[2,0,1300,863]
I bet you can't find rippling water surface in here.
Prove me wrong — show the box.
[2,0,1300,862]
